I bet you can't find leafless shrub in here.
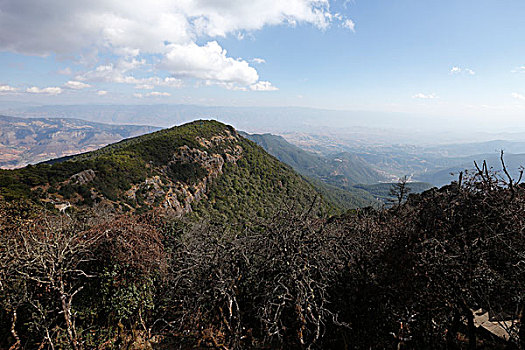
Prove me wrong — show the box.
[1,213,99,350]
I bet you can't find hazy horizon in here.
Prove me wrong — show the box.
[1,0,525,138]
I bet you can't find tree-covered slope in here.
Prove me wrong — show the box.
[243,132,387,185]
[354,182,433,203]
[0,120,331,221]
[242,132,405,208]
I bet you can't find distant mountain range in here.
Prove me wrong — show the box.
[416,152,525,186]
[0,115,160,169]
[6,103,525,144]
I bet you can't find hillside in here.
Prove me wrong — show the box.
[242,132,387,185]
[0,115,160,169]
[354,182,433,203]
[243,132,436,207]
[416,152,525,186]
[242,132,393,208]
[0,120,332,221]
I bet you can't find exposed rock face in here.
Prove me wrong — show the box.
[195,128,238,148]
[174,146,225,177]
[125,134,243,216]
[69,169,96,185]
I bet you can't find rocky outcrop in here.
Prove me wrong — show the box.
[195,128,238,149]
[173,146,225,177]
[125,138,243,217]
[69,169,96,185]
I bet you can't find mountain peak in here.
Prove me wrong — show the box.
[0,120,329,221]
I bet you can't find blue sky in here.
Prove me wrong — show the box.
[1,0,524,123]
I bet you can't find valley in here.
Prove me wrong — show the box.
[0,115,160,169]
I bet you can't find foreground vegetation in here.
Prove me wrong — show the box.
[1,160,524,349]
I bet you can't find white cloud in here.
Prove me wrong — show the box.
[26,86,62,95]
[134,91,171,98]
[75,59,144,83]
[97,90,108,96]
[135,84,154,90]
[64,80,91,89]
[512,92,525,101]
[205,81,248,91]
[342,19,355,32]
[76,59,184,89]
[252,58,266,64]
[161,77,183,88]
[0,1,346,90]
[57,67,72,75]
[450,66,475,75]
[412,93,438,99]
[511,66,525,73]
[0,84,19,94]
[186,0,332,37]
[161,41,259,86]
[250,81,279,91]
[147,91,171,97]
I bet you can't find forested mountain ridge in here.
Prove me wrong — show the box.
[0,120,334,221]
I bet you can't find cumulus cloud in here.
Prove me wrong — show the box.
[97,90,108,96]
[412,93,438,99]
[76,59,183,89]
[0,0,351,90]
[252,58,266,64]
[64,80,91,89]
[26,86,62,95]
[186,0,332,36]
[0,84,19,93]
[511,66,525,73]
[250,81,279,91]
[161,41,258,86]
[75,58,145,83]
[512,93,525,101]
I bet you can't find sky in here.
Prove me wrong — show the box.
[1,0,525,125]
